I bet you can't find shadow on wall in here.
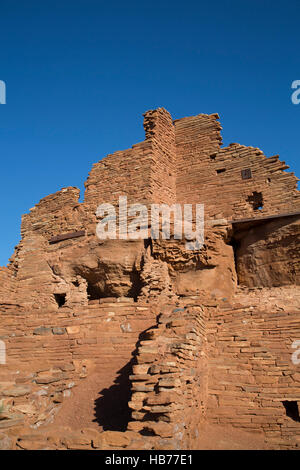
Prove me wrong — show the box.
[93,360,133,431]
[93,327,153,431]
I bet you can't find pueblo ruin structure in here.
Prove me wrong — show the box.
[0,108,299,450]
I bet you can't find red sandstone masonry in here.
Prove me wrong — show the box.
[84,108,176,212]
[174,113,300,220]
[206,290,300,450]
[0,300,156,434]
[127,302,207,450]
[0,108,299,450]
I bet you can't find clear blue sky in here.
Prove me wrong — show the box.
[0,0,299,266]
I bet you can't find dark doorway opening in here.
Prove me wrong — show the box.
[87,282,103,301]
[54,293,66,307]
[127,268,143,302]
[93,360,133,431]
[282,401,300,422]
[93,326,152,431]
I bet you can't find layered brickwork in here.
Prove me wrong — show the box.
[84,141,153,211]
[176,138,300,220]
[0,267,17,304]
[84,108,176,213]
[207,287,300,449]
[0,300,156,446]
[20,187,84,240]
[16,108,300,248]
[174,113,222,212]
[127,302,207,450]
[209,144,300,220]
[0,107,299,450]
[144,108,176,205]
[8,107,299,310]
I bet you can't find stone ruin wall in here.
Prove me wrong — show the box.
[0,298,158,449]
[127,303,208,450]
[0,107,299,449]
[84,108,177,212]
[175,113,300,220]
[207,288,300,449]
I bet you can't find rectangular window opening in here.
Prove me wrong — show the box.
[241,168,252,180]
